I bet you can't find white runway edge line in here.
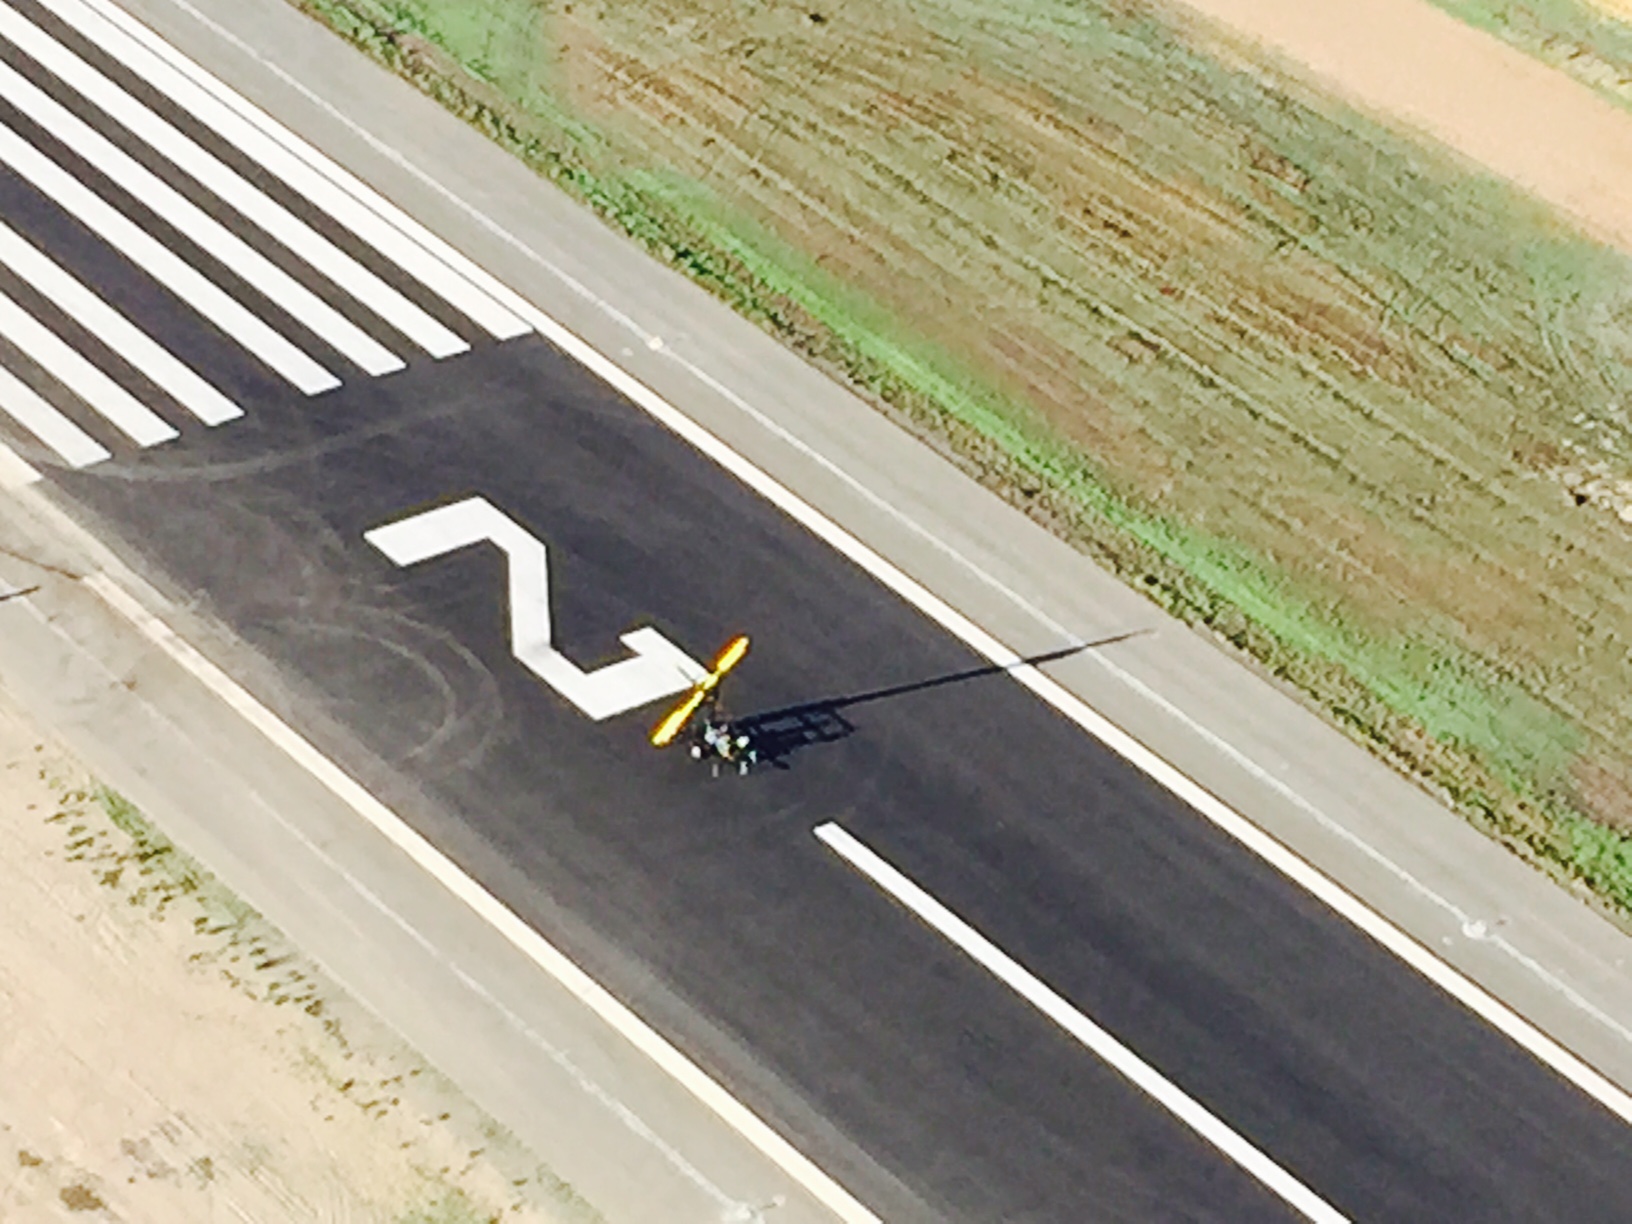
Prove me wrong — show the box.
[0,362,106,467]
[41,0,532,344]
[0,55,402,378]
[473,306,1632,1132]
[816,823,1347,1223]
[0,282,175,446]
[82,572,880,1224]
[0,1,467,361]
[0,218,239,426]
[0,118,337,394]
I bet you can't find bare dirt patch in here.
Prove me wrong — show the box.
[1418,0,1632,114]
[1173,0,1632,253]
[0,696,596,1223]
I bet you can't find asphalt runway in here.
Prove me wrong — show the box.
[3,0,1632,1217]
[31,332,1632,1221]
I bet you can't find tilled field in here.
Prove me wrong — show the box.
[301,0,1632,907]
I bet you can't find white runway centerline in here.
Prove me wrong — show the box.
[815,821,1350,1224]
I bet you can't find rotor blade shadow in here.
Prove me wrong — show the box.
[736,630,1148,766]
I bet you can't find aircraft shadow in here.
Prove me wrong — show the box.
[733,631,1147,769]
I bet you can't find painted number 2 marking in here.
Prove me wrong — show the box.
[365,497,705,719]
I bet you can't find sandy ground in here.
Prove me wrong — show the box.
[0,695,595,1224]
[1170,0,1632,258]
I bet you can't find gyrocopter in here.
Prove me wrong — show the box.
[649,635,761,775]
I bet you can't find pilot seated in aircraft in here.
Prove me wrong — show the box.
[691,711,760,776]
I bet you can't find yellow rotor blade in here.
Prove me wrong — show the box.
[710,634,750,678]
[649,635,750,748]
[650,687,707,747]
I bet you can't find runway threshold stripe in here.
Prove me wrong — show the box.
[816,822,1349,1223]
[39,0,532,343]
[0,281,174,445]
[0,3,467,361]
[0,117,337,394]
[0,56,402,378]
[0,359,107,466]
[0,218,240,425]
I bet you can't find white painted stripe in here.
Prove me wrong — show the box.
[0,58,401,378]
[0,439,40,487]
[816,822,1347,1222]
[0,359,107,466]
[0,218,238,426]
[0,118,337,395]
[0,4,468,362]
[40,0,531,343]
[0,283,175,446]
[482,300,1632,1130]
[81,572,878,1224]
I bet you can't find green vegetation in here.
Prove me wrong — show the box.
[285,0,1632,917]
[397,1187,498,1224]
[397,1178,601,1224]
[93,784,234,911]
